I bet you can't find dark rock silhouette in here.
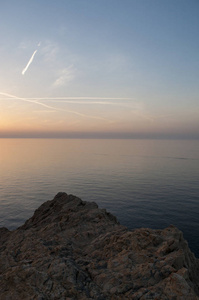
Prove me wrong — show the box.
[0,192,199,299]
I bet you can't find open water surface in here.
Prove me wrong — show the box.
[0,139,199,257]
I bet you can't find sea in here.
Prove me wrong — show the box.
[0,138,199,257]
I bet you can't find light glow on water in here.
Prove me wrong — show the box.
[0,138,199,257]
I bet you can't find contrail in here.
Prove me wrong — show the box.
[0,92,108,121]
[29,97,132,100]
[22,42,41,75]
[0,92,56,109]
[1,96,136,108]
[0,93,152,121]
[22,50,38,75]
[33,99,132,108]
[0,95,137,108]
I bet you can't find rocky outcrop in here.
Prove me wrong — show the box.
[0,192,199,299]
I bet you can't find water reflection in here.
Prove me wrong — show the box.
[0,138,199,256]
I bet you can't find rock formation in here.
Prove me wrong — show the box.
[0,192,199,299]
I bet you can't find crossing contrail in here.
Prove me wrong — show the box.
[0,92,108,121]
[0,95,136,108]
[0,93,153,121]
[17,96,133,108]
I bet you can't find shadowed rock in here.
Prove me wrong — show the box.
[0,192,199,299]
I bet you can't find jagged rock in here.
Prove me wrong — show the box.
[0,192,199,299]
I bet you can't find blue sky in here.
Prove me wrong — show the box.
[1,0,199,138]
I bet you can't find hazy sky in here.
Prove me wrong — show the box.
[1,0,199,138]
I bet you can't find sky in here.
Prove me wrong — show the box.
[0,0,199,139]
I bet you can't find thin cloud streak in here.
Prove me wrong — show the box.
[2,96,134,108]
[36,99,133,109]
[29,97,132,100]
[28,97,152,121]
[0,96,136,108]
[22,50,38,75]
[25,96,135,108]
[0,92,59,110]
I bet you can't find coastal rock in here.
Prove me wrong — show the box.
[0,192,199,299]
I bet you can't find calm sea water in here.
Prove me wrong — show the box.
[0,139,199,257]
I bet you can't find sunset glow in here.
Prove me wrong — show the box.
[1,0,199,139]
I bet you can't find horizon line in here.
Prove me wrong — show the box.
[0,133,198,140]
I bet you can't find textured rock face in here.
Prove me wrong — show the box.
[0,192,199,299]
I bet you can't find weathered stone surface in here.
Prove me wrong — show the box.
[0,192,199,299]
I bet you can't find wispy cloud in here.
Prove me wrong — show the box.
[41,40,59,62]
[53,65,75,87]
